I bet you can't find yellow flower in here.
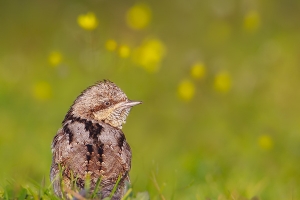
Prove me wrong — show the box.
[258,135,273,150]
[126,3,151,30]
[177,79,195,101]
[118,45,130,58]
[214,71,232,93]
[244,11,261,32]
[32,81,52,101]
[133,38,166,72]
[190,62,206,80]
[77,12,98,31]
[105,39,117,52]
[48,51,62,67]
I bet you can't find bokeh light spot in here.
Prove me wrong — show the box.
[190,62,206,80]
[178,79,195,101]
[32,81,52,101]
[105,39,117,52]
[133,38,166,73]
[214,71,232,93]
[126,3,151,30]
[118,45,131,58]
[258,135,273,150]
[48,51,62,67]
[244,11,261,32]
[77,12,98,31]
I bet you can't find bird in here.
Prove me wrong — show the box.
[50,80,141,200]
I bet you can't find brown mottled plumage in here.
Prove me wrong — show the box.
[50,80,141,199]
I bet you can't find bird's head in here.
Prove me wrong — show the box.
[66,80,141,129]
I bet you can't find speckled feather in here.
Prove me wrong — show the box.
[50,80,141,200]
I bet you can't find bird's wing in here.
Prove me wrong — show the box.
[98,126,132,183]
[51,128,70,163]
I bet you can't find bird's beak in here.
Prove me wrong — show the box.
[119,100,142,108]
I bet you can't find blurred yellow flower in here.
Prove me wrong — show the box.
[118,45,131,58]
[133,38,166,72]
[214,71,232,93]
[48,51,62,67]
[32,81,52,101]
[77,12,98,31]
[258,135,273,150]
[105,39,117,52]
[126,3,151,30]
[177,79,195,101]
[244,11,261,32]
[190,62,206,80]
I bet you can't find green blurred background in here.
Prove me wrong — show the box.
[1,0,300,199]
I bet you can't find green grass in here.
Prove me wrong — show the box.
[0,178,150,200]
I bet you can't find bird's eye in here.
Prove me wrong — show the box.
[104,101,110,106]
